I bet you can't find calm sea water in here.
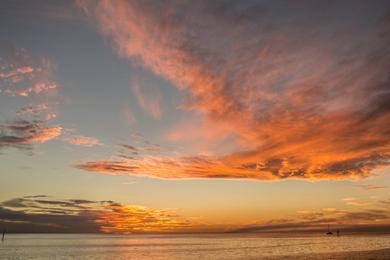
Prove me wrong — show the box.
[0,233,389,259]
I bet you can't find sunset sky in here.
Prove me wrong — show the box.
[0,0,389,234]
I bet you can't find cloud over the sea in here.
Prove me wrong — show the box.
[0,196,190,234]
[77,0,390,180]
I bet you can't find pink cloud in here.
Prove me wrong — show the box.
[63,135,102,147]
[0,49,58,97]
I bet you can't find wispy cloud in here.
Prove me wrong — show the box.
[131,78,162,119]
[16,103,56,120]
[119,144,137,152]
[2,1,86,24]
[78,1,390,180]
[0,66,33,79]
[342,197,370,207]
[233,200,390,233]
[356,184,388,190]
[121,180,137,185]
[63,134,102,147]
[122,104,137,125]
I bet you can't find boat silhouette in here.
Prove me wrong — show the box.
[326,224,333,235]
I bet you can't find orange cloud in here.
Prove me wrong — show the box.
[95,203,190,234]
[78,1,390,180]
[77,151,389,181]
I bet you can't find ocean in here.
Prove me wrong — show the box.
[0,233,389,259]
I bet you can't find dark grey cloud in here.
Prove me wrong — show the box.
[0,207,100,233]
[0,196,114,233]
[119,144,137,152]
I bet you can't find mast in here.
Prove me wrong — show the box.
[326,224,333,235]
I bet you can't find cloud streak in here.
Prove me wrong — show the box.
[63,134,102,147]
[356,184,388,190]
[78,0,390,180]
[131,78,162,119]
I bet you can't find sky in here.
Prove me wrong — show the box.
[0,0,389,234]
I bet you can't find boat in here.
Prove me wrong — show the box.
[326,224,333,235]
